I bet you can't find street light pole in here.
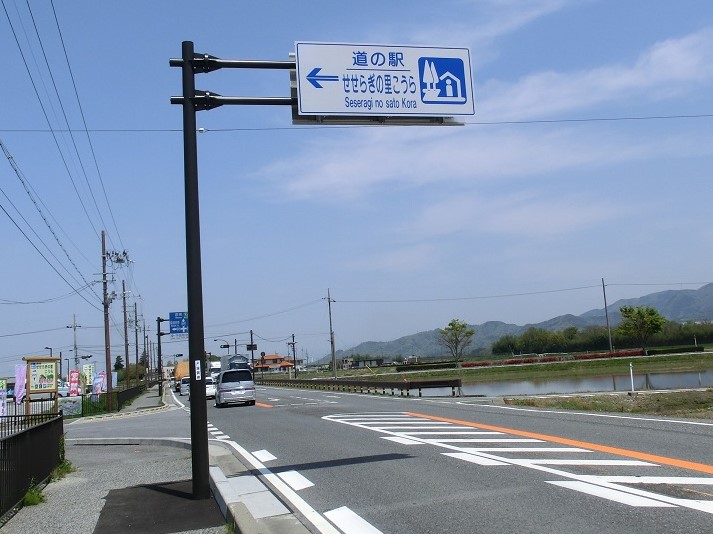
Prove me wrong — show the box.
[45,346,56,384]
[157,317,168,395]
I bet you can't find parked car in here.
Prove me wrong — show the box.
[205,377,216,399]
[57,383,70,397]
[215,369,256,407]
[179,377,190,396]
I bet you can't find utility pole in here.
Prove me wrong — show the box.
[250,329,255,368]
[326,288,337,379]
[101,231,113,409]
[122,280,129,389]
[67,314,81,369]
[288,334,297,378]
[134,303,140,388]
[602,278,614,353]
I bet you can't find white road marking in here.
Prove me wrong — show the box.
[462,447,592,453]
[486,404,713,427]
[442,452,508,466]
[381,436,423,445]
[527,459,656,466]
[323,412,713,515]
[324,506,384,534]
[222,440,341,533]
[371,425,456,430]
[547,481,675,507]
[401,431,503,435]
[253,449,277,463]
[277,470,315,491]
[423,438,542,444]
[594,476,713,485]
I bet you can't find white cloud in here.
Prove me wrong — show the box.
[481,27,713,120]
[258,125,678,200]
[407,191,623,239]
[409,0,571,54]
[348,243,438,273]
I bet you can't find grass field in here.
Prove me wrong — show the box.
[504,389,713,420]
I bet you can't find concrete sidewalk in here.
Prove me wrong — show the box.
[2,385,311,534]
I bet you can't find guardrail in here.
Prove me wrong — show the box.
[255,377,462,397]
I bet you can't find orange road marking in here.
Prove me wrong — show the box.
[256,402,273,408]
[406,411,713,476]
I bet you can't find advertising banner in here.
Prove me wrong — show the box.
[0,379,6,416]
[69,369,80,396]
[14,364,26,405]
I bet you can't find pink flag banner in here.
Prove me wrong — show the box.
[14,364,26,405]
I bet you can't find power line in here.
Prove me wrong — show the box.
[1,138,102,305]
[50,0,126,252]
[1,0,100,238]
[0,283,95,305]
[1,112,712,134]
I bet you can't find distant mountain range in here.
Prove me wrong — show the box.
[328,283,713,361]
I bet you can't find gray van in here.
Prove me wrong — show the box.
[215,369,256,407]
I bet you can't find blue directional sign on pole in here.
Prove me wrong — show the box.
[169,312,189,335]
[295,42,475,117]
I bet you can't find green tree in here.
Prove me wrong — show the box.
[438,319,475,362]
[113,355,124,371]
[616,305,666,354]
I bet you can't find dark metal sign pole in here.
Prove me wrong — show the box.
[170,41,300,501]
[179,40,210,500]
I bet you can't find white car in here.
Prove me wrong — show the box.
[205,377,216,399]
[215,369,256,407]
[179,377,190,396]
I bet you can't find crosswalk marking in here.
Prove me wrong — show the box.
[277,470,315,491]
[443,452,509,466]
[546,481,676,508]
[527,459,656,466]
[325,506,384,534]
[382,436,423,445]
[323,411,713,515]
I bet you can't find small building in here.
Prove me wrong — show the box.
[254,354,304,374]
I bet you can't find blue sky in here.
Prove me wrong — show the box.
[2,0,712,377]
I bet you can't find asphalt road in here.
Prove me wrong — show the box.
[194,386,713,534]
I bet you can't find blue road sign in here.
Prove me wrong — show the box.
[169,312,189,335]
[295,42,475,117]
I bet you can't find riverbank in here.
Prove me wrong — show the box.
[504,389,713,420]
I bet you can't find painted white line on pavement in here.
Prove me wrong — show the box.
[592,476,713,485]
[528,459,656,466]
[253,449,277,463]
[547,481,676,507]
[442,452,508,466]
[277,470,314,491]
[401,431,503,435]
[485,404,713,427]
[324,506,384,534]
[222,440,341,534]
[381,436,423,445]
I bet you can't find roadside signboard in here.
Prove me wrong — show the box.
[169,311,189,335]
[295,42,475,117]
[28,359,57,393]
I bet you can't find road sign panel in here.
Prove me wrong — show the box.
[295,42,475,117]
[169,312,189,335]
